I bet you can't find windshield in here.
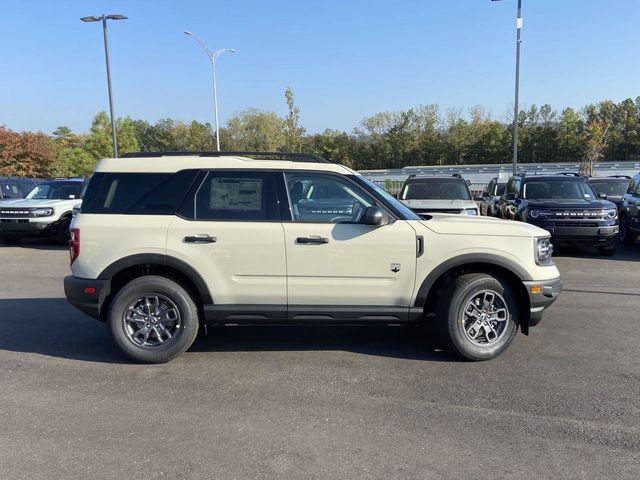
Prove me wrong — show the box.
[523,180,597,200]
[355,176,420,220]
[494,183,507,196]
[589,179,630,197]
[26,181,82,200]
[401,181,471,200]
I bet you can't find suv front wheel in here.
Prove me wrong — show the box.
[108,276,200,363]
[437,273,518,361]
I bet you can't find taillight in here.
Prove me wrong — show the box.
[69,228,80,265]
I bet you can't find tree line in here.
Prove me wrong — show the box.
[1,88,639,178]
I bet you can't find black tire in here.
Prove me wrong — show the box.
[0,235,21,245]
[56,216,72,246]
[436,273,519,361]
[619,215,637,245]
[108,275,200,363]
[597,245,617,256]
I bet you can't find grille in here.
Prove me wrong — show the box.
[546,209,603,220]
[0,208,35,217]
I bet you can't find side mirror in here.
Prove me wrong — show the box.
[473,194,483,201]
[363,206,392,226]
[68,194,76,199]
[598,192,608,200]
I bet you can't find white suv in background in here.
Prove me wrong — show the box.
[0,177,85,245]
[64,152,561,363]
[398,174,479,217]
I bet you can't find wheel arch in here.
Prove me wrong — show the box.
[96,254,213,321]
[414,254,533,333]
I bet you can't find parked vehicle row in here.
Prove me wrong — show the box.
[0,176,38,200]
[0,177,86,245]
[64,151,561,364]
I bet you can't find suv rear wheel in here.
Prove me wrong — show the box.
[437,273,518,361]
[108,276,200,363]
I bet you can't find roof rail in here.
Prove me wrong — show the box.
[119,151,329,163]
[609,174,632,179]
[556,172,581,177]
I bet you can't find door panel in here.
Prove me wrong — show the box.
[283,221,417,307]
[167,217,286,305]
[167,170,286,306]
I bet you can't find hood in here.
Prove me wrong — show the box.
[401,199,476,209]
[0,198,81,208]
[420,214,548,238]
[525,198,616,209]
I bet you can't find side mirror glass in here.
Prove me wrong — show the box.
[363,206,392,226]
[598,192,608,200]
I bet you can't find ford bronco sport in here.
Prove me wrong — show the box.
[398,174,479,217]
[497,172,619,256]
[64,152,561,363]
[0,177,86,245]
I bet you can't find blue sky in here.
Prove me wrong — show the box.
[1,0,638,135]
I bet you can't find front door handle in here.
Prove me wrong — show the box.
[296,236,329,244]
[184,235,217,244]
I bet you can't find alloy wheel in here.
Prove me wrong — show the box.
[122,294,182,348]
[461,290,510,347]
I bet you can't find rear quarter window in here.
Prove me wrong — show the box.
[82,171,198,214]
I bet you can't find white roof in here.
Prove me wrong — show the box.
[95,155,355,175]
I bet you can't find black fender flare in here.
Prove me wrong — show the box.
[413,253,532,308]
[97,253,213,305]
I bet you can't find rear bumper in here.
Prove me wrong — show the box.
[524,277,562,327]
[64,275,109,321]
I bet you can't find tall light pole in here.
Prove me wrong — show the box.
[81,14,128,158]
[184,31,236,151]
[493,0,522,176]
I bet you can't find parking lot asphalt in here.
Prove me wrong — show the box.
[0,241,638,480]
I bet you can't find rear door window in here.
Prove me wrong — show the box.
[186,171,279,221]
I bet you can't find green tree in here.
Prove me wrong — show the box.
[283,87,306,152]
[84,112,139,160]
[224,108,286,151]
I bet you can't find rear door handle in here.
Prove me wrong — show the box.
[184,235,217,244]
[296,236,329,244]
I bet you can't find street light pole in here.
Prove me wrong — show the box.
[492,0,522,176]
[512,0,522,176]
[184,31,236,151]
[81,14,128,158]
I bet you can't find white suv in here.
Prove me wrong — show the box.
[64,152,561,363]
[398,174,479,217]
[0,177,85,245]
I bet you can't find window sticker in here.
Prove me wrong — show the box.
[210,178,262,211]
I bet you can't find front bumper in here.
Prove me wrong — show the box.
[524,277,562,327]
[0,218,61,237]
[64,275,110,321]
[529,221,618,246]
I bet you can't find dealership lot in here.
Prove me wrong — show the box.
[0,241,638,479]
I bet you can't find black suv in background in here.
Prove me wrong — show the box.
[619,172,640,245]
[588,175,632,211]
[498,173,619,255]
[478,177,507,217]
[0,177,38,200]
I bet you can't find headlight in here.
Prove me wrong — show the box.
[33,208,54,217]
[463,208,478,215]
[528,209,540,219]
[601,208,617,219]
[534,237,554,265]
